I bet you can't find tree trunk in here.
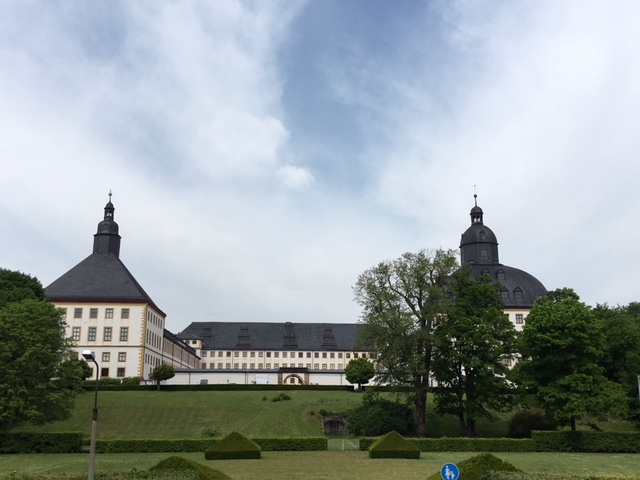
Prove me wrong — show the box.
[570,417,576,432]
[468,417,477,437]
[156,380,161,392]
[415,391,427,437]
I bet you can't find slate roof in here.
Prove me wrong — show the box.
[466,264,548,309]
[178,322,367,351]
[45,252,165,315]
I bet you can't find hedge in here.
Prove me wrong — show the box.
[0,432,84,453]
[96,437,327,453]
[360,437,536,452]
[532,430,640,453]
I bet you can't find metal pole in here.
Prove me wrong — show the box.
[88,358,99,480]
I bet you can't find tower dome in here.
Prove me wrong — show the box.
[93,192,121,257]
[459,195,547,308]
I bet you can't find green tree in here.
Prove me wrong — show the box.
[345,357,376,390]
[594,303,640,422]
[353,248,458,437]
[0,268,45,309]
[432,269,519,437]
[347,390,416,436]
[0,271,86,432]
[518,288,628,431]
[150,364,176,391]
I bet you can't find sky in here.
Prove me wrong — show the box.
[2,1,639,333]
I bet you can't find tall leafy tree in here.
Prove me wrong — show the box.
[345,357,376,390]
[0,269,85,432]
[594,303,640,421]
[353,248,458,437]
[518,288,627,431]
[432,269,519,437]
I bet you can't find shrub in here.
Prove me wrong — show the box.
[359,437,535,452]
[150,456,234,480]
[507,410,556,438]
[532,430,640,453]
[271,393,291,402]
[347,394,415,436]
[0,432,83,453]
[252,437,327,451]
[204,431,261,460]
[97,439,216,453]
[426,453,521,480]
[368,431,420,459]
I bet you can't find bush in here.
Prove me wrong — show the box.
[507,410,556,438]
[0,432,83,453]
[426,453,521,480]
[359,437,536,452]
[368,431,420,459]
[150,456,234,480]
[97,439,216,453]
[252,437,327,451]
[271,393,291,402]
[204,432,261,460]
[532,430,640,453]
[347,392,415,436]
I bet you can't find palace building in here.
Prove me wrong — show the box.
[45,195,199,380]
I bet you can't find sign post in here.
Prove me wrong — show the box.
[441,463,460,480]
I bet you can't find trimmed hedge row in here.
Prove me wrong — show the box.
[360,437,536,452]
[96,437,327,453]
[0,432,84,453]
[85,384,357,392]
[485,474,640,480]
[532,430,640,453]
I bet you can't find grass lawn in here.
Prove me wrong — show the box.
[13,390,638,440]
[1,451,640,480]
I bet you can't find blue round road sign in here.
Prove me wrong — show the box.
[441,463,460,480]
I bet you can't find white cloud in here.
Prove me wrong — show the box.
[277,165,314,190]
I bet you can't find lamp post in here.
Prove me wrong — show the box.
[82,350,99,480]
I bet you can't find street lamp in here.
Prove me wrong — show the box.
[82,350,99,480]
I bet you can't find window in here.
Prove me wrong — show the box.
[121,308,130,319]
[101,368,109,377]
[266,363,271,369]
[306,352,311,358]
[242,352,247,357]
[234,351,239,357]
[322,364,327,370]
[258,363,263,369]
[250,363,255,369]
[104,327,112,342]
[242,363,247,369]
[90,308,98,319]
[218,351,223,357]
[306,363,311,368]
[105,308,114,319]
[74,308,83,319]
[314,352,319,358]
[330,353,335,358]
[282,352,287,358]
[338,353,343,358]
[226,351,231,357]
[258,352,263,357]
[250,352,255,358]
[282,363,287,367]
[218,363,223,369]
[330,363,335,370]
[200,362,206,368]
[209,363,215,369]
[274,363,279,368]
[117,368,125,377]
[72,327,81,341]
[233,363,239,369]
[516,314,524,324]
[120,327,129,342]
[225,363,231,369]
[88,327,97,341]
[202,351,208,357]
[274,352,279,358]
[298,363,303,368]
[346,353,351,359]
[353,353,359,358]
[322,352,327,358]
[266,352,271,358]
[102,352,110,362]
[314,364,319,369]
[118,352,126,362]
[338,364,343,369]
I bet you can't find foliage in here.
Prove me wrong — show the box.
[204,431,261,460]
[367,430,420,459]
[251,437,327,451]
[359,437,536,452]
[150,456,234,480]
[517,289,628,431]
[531,430,640,453]
[0,268,45,309]
[353,248,459,437]
[150,365,176,391]
[96,437,327,453]
[271,393,291,402]
[345,358,376,389]
[507,409,556,438]
[594,303,640,422]
[347,390,416,436]
[0,270,87,432]
[0,432,83,453]
[426,453,521,480]
[432,269,520,437]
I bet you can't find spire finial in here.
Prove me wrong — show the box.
[108,190,112,201]
[473,183,478,207]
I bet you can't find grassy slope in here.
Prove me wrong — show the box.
[14,390,638,440]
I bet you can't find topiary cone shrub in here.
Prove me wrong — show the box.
[425,453,521,480]
[205,431,261,460]
[150,455,235,480]
[368,430,420,459]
